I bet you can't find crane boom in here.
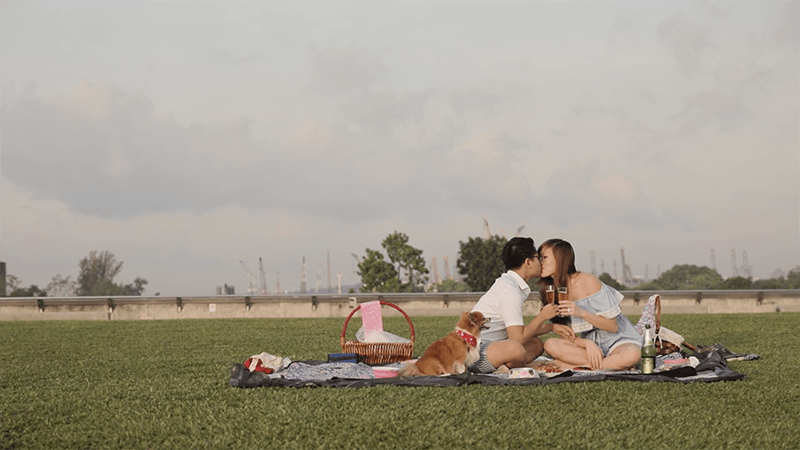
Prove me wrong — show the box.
[239,260,258,294]
[258,257,267,294]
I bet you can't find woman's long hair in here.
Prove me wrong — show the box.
[538,238,578,306]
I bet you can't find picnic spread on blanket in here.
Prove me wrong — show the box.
[229,297,757,389]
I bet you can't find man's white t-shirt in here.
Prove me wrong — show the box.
[471,270,531,343]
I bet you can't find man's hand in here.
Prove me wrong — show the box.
[538,303,559,320]
[552,324,575,342]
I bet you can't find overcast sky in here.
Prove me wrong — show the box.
[1,1,797,296]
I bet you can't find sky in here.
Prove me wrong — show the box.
[1,1,797,296]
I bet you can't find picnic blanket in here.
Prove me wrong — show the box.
[228,349,748,389]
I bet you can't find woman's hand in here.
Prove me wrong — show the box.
[539,303,559,320]
[585,340,604,370]
[558,300,584,318]
[552,323,575,342]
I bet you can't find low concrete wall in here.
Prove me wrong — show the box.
[1,290,798,322]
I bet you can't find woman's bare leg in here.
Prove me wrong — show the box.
[543,338,590,367]
[601,343,641,370]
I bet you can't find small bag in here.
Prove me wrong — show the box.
[327,353,359,363]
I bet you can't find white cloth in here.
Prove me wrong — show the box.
[471,270,530,343]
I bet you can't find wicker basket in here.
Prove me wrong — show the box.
[340,300,415,365]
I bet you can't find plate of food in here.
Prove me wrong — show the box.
[532,361,569,377]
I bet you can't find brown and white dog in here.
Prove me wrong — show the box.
[398,311,489,376]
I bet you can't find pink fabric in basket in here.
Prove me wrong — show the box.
[360,301,384,334]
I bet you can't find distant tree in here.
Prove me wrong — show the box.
[77,250,147,296]
[752,278,785,290]
[8,284,47,297]
[456,235,506,292]
[599,273,628,291]
[122,277,148,296]
[382,231,429,292]
[719,276,753,290]
[5,274,21,295]
[637,264,723,290]
[427,279,469,293]
[753,266,800,290]
[785,266,800,289]
[46,274,77,297]
[358,248,401,293]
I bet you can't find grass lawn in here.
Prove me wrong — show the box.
[1,312,798,449]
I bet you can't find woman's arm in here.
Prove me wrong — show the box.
[563,273,618,333]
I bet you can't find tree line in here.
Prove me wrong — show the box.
[6,238,797,297]
[357,232,800,293]
[2,250,148,297]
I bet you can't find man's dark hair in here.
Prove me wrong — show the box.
[501,237,536,270]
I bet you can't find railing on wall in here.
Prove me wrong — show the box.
[1,290,798,321]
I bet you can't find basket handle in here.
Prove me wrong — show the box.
[340,300,416,348]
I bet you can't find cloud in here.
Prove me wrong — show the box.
[533,157,693,231]
[657,12,712,75]
[340,88,432,135]
[307,44,390,95]
[674,89,747,134]
[2,79,524,224]
[210,47,266,66]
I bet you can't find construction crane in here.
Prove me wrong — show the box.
[515,221,526,237]
[238,260,258,294]
[258,257,268,294]
[327,251,332,294]
[351,253,361,282]
[300,257,307,294]
[316,263,322,294]
[742,251,751,278]
[620,247,633,286]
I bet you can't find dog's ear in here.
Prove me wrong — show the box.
[469,311,483,324]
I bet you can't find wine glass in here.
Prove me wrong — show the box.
[557,287,568,316]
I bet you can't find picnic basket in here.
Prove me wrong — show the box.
[340,300,415,364]
[638,294,698,355]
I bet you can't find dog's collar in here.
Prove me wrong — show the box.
[455,329,478,347]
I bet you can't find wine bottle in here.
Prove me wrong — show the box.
[642,325,656,374]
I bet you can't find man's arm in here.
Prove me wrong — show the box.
[506,303,558,343]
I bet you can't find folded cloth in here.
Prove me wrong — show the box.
[360,300,385,342]
[244,352,288,373]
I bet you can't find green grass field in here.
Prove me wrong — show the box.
[1,313,798,449]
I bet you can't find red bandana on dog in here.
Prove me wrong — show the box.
[456,329,477,347]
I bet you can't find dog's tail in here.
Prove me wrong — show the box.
[398,361,422,377]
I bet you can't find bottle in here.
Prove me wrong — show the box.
[641,325,656,374]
